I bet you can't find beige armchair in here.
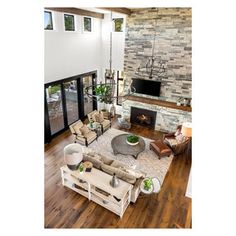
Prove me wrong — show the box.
[87,110,111,133]
[69,120,97,147]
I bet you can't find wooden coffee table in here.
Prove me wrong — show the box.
[111,134,146,159]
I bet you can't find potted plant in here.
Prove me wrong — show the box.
[143,178,153,192]
[126,135,139,145]
[78,163,84,174]
[94,84,113,104]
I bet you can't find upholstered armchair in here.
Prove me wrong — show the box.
[163,125,190,155]
[87,110,111,133]
[69,120,97,147]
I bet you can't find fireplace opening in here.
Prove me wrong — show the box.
[130,107,157,129]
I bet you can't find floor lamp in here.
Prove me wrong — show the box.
[181,122,192,160]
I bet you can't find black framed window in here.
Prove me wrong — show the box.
[83,17,92,32]
[44,11,53,30]
[64,14,75,31]
[113,18,124,32]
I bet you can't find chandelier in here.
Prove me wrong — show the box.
[85,11,135,104]
[135,12,167,80]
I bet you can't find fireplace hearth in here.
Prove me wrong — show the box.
[130,107,157,129]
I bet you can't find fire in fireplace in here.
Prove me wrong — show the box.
[136,114,151,125]
[130,107,157,129]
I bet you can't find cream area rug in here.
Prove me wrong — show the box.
[88,128,173,185]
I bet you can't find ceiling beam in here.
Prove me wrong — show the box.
[98,8,132,15]
[45,7,104,19]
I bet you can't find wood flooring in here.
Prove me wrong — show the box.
[44,118,192,228]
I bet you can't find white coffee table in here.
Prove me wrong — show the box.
[60,165,133,218]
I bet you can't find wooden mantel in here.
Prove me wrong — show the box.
[126,96,192,112]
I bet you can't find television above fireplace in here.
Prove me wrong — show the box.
[132,79,161,97]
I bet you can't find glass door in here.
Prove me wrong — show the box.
[46,84,64,135]
[63,80,79,125]
[82,75,94,116]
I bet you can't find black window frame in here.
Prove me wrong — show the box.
[44,11,53,30]
[44,71,97,144]
[64,14,75,31]
[83,17,92,32]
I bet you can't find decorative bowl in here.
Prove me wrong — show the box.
[126,135,139,146]
[126,140,139,146]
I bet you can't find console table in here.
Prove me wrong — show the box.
[60,165,133,218]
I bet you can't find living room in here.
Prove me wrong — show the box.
[44,6,192,228]
[2,0,235,235]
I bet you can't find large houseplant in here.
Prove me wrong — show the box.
[94,84,113,104]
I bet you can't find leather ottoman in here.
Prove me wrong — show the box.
[150,140,172,159]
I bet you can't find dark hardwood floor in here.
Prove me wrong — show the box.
[44,118,192,228]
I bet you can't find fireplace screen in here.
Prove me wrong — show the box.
[130,107,157,129]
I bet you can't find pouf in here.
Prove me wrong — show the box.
[64,143,83,170]
[150,140,172,159]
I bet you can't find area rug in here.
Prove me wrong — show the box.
[88,128,173,185]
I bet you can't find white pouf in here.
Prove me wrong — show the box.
[64,143,83,170]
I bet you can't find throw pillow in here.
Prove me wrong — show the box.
[165,138,178,147]
[73,124,82,135]
[94,113,104,123]
[174,129,181,137]
[124,168,144,179]
[99,154,113,165]
[79,125,90,135]
[176,134,184,143]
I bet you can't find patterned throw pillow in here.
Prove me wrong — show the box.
[73,124,82,135]
[79,125,90,135]
[94,113,104,123]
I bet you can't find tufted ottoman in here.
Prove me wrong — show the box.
[150,140,172,159]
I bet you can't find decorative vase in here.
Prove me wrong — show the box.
[110,103,116,118]
[110,174,120,188]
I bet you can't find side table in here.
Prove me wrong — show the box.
[87,123,102,137]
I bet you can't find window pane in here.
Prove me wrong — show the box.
[64,80,79,125]
[46,85,64,134]
[113,18,124,32]
[83,76,93,115]
[84,17,92,32]
[44,11,53,30]
[64,14,75,31]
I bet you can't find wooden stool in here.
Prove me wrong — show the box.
[150,140,172,159]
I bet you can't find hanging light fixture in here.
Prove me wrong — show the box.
[135,10,167,80]
[85,11,135,105]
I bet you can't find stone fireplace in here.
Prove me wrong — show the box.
[123,96,192,132]
[130,107,157,129]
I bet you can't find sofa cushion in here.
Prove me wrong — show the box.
[111,160,145,179]
[101,163,136,184]
[98,154,113,165]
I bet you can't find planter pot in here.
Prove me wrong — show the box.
[126,140,139,146]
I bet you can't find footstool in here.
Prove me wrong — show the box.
[150,140,172,159]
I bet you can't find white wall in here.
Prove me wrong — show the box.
[44,11,102,83]
[101,12,126,75]
[44,10,126,85]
